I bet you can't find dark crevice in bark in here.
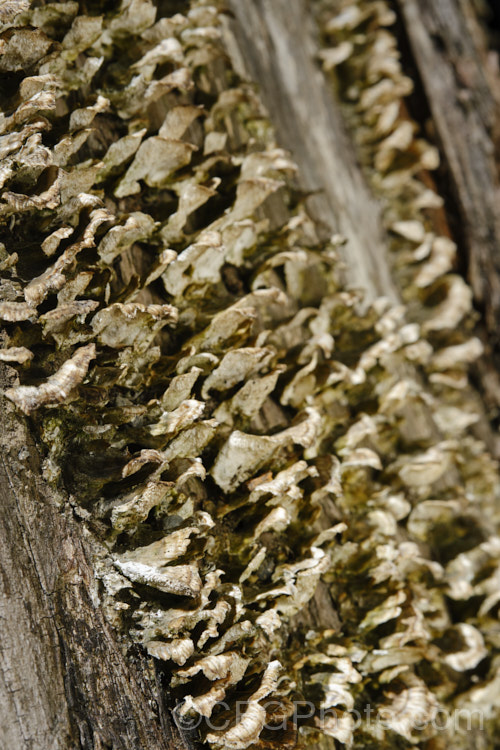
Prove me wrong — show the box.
[154,659,206,750]
[484,0,500,44]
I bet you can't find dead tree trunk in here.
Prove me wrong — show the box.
[1,1,500,749]
[0,366,186,750]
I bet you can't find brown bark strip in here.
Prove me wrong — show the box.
[396,0,500,337]
[0,363,187,750]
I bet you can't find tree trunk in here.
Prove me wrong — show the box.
[0,365,188,750]
[1,1,500,749]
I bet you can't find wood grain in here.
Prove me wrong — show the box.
[396,0,500,336]
[224,0,400,303]
[0,361,189,750]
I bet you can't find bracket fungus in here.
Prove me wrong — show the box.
[1,0,500,748]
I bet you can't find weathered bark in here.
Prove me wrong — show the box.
[396,0,500,333]
[224,0,399,302]
[1,1,500,749]
[395,0,500,418]
[0,362,191,750]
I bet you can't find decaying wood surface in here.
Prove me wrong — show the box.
[396,0,500,411]
[1,0,500,749]
[0,362,191,750]
[396,0,500,330]
[224,0,400,303]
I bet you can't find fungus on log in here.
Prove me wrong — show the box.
[1,1,500,749]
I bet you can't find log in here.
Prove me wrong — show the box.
[1,1,500,749]
[396,0,500,334]
[0,362,190,750]
[224,0,399,302]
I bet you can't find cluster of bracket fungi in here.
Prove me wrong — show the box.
[1,0,500,748]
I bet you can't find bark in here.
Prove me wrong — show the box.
[396,0,500,334]
[224,0,399,302]
[395,0,500,418]
[0,363,191,750]
[1,1,500,749]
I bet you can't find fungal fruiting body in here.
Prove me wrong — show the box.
[1,1,500,749]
